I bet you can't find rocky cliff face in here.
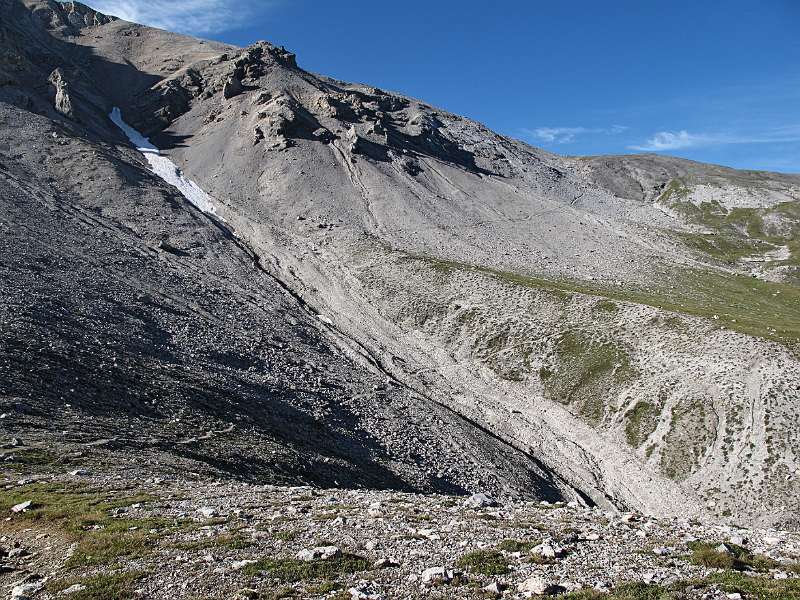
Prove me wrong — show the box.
[1,0,799,529]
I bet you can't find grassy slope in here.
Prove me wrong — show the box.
[410,255,800,355]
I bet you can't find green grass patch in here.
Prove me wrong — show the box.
[173,532,253,552]
[0,482,179,567]
[560,573,800,600]
[67,528,156,568]
[657,178,691,204]
[47,571,145,600]
[242,554,369,582]
[408,254,800,354]
[691,571,800,599]
[592,299,620,313]
[624,401,660,448]
[543,330,636,423]
[687,541,777,572]
[676,231,772,264]
[455,549,510,576]
[660,183,800,268]
[0,446,60,471]
[309,581,341,595]
[558,583,673,599]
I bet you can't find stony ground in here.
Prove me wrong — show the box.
[2,468,799,600]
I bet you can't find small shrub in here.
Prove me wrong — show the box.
[310,582,340,594]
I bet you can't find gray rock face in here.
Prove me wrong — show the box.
[62,1,114,27]
[48,67,74,119]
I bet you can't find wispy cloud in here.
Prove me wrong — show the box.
[521,125,627,144]
[629,130,715,151]
[90,0,279,34]
[630,127,800,151]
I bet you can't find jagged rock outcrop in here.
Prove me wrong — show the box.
[222,74,242,99]
[31,0,115,33]
[47,67,74,119]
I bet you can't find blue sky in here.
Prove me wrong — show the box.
[92,0,800,173]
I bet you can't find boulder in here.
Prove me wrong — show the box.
[223,75,243,99]
[197,506,218,518]
[463,493,497,509]
[296,546,341,561]
[374,557,399,568]
[517,575,564,597]
[62,584,87,595]
[532,542,559,559]
[10,501,32,513]
[421,566,463,586]
[10,581,43,600]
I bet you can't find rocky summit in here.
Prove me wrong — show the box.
[0,1,799,598]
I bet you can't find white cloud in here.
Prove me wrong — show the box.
[629,130,718,151]
[630,127,800,151]
[90,0,278,34]
[522,125,627,144]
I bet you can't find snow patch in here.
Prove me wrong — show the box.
[109,107,218,216]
